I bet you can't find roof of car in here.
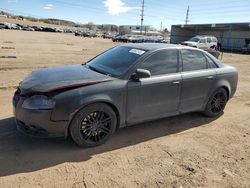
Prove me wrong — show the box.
[194,35,217,38]
[121,43,192,51]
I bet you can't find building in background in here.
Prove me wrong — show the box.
[170,23,250,51]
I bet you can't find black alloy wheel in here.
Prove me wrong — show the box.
[204,88,228,117]
[80,111,112,143]
[70,103,117,147]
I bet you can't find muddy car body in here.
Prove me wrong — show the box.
[13,43,238,147]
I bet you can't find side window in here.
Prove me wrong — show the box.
[200,38,206,43]
[207,37,212,43]
[138,50,178,76]
[181,49,207,72]
[205,55,218,68]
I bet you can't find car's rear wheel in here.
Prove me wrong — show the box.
[203,88,228,117]
[70,103,117,147]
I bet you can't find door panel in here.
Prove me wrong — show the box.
[179,69,216,113]
[126,73,182,124]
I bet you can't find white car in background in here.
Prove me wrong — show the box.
[181,35,217,50]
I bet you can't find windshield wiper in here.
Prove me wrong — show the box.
[87,64,111,76]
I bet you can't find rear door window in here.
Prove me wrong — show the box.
[205,55,218,68]
[181,49,208,72]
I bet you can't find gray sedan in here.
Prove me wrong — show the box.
[13,43,238,147]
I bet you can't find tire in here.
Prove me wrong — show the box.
[203,88,228,117]
[70,103,117,147]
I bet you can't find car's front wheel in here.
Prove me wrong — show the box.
[70,103,117,147]
[203,88,228,117]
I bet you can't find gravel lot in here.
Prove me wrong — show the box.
[0,30,249,188]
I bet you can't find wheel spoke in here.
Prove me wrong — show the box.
[86,115,94,123]
[100,117,111,125]
[82,130,92,140]
[212,96,217,102]
[95,111,104,121]
[219,101,225,105]
[80,125,91,131]
[100,126,110,134]
[93,132,102,142]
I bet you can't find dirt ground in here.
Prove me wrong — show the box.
[0,30,249,188]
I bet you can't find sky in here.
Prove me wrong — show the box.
[0,0,250,30]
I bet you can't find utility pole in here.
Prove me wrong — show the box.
[140,0,144,34]
[160,21,162,31]
[185,5,190,25]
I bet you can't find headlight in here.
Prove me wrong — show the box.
[22,95,56,110]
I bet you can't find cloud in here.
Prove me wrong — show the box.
[103,0,140,15]
[43,4,54,10]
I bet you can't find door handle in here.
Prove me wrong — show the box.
[207,76,214,80]
[172,81,181,85]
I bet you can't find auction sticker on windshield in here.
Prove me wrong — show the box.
[129,49,145,55]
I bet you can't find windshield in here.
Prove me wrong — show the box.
[87,46,146,77]
[189,37,200,42]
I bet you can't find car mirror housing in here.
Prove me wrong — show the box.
[131,69,151,81]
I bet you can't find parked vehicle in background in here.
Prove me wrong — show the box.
[13,43,238,147]
[95,32,103,37]
[22,25,35,31]
[0,23,7,29]
[74,31,97,37]
[242,44,250,54]
[112,34,164,43]
[102,33,114,39]
[241,39,250,54]
[112,35,130,42]
[145,36,163,43]
[127,35,144,43]
[42,27,56,32]
[30,26,40,31]
[112,35,123,42]
[161,37,170,43]
[181,35,218,50]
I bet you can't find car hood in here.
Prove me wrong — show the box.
[19,64,112,95]
[181,41,197,46]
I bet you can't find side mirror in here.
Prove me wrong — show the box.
[131,69,151,81]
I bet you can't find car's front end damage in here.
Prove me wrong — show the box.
[13,88,68,138]
[13,64,113,138]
